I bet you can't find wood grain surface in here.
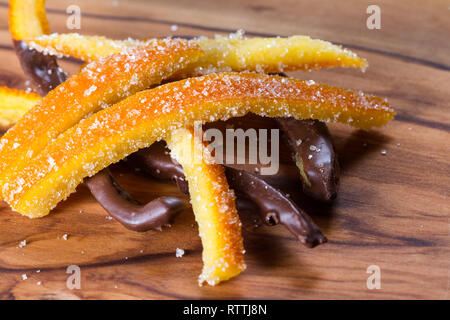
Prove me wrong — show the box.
[0,0,449,300]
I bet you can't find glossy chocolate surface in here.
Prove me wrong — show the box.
[13,40,67,96]
[86,169,185,232]
[225,167,327,247]
[276,118,339,201]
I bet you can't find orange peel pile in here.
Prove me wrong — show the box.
[167,127,246,285]
[0,86,40,128]
[27,32,368,74]
[0,0,396,286]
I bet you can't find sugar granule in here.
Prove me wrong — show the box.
[176,248,185,258]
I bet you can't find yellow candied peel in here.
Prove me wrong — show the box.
[166,128,246,286]
[0,39,203,196]
[27,32,368,72]
[2,72,395,218]
[27,33,142,61]
[182,32,368,75]
[0,86,40,128]
[9,0,50,40]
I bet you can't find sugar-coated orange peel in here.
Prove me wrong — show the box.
[184,33,368,75]
[0,86,40,128]
[27,32,368,73]
[2,72,394,218]
[9,0,49,40]
[28,34,144,62]
[166,127,246,286]
[0,39,203,196]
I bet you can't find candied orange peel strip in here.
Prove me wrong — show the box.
[2,72,394,218]
[9,0,49,40]
[28,33,144,62]
[28,32,368,72]
[0,86,40,128]
[0,39,203,195]
[184,33,368,74]
[166,128,246,286]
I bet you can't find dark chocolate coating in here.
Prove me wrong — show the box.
[128,143,327,247]
[225,167,327,247]
[127,142,189,194]
[272,72,339,202]
[13,40,67,96]
[276,118,339,202]
[85,169,186,232]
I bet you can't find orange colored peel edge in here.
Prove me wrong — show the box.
[0,86,40,128]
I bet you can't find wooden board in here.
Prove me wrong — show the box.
[0,0,448,300]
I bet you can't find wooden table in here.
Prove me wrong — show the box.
[0,0,448,300]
